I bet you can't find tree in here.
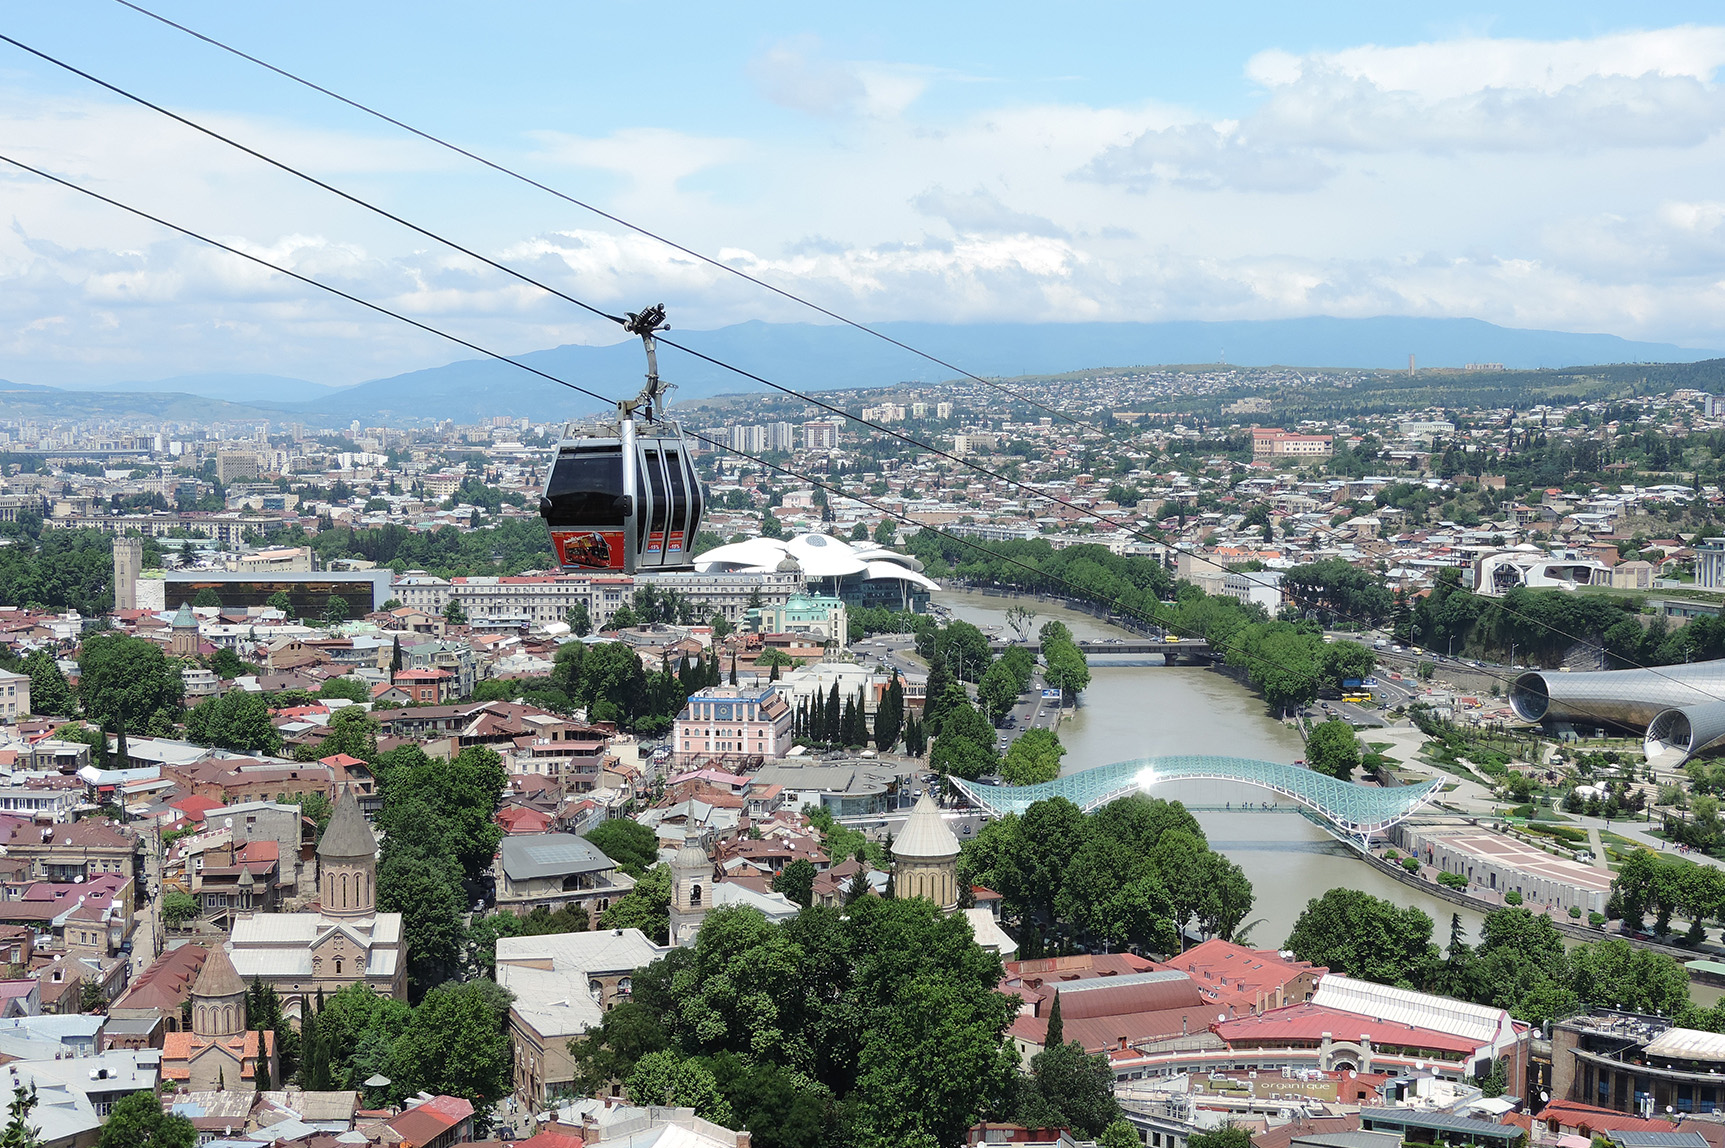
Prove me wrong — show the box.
[873,518,897,547]
[0,1084,42,1148]
[185,689,282,755]
[265,590,293,615]
[79,981,107,1013]
[1001,728,1066,787]
[599,864,672,944]
[324,594,350,626]
[585,819,659,876]
[97,1091,195,1148]
[773,858,817,908]
[1305,720,1361,782]
[208,647,246,680]
[565,602,592,636]
[314,707,379,763]
[392,981,513,1109]
[21,649,73,717]
[1285,889,1436,987]
[192,587,222,609]
[1043,990,1063,1049]
[873,676,904,751]
[443,599,467,625]
[161,891,200,927]
[1022,1041,1119,1137]
[1099,1119,1142,1148]
[760,511,784,539]
[78,635,183,738]
[377,852,467,993]
[928,694,999,781]
[1188,1127,1253,1148]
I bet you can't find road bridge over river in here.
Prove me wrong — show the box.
[987,637,1213,660]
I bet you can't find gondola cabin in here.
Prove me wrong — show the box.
[540,421,703,574]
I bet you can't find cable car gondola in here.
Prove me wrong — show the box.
[540,304,704,574]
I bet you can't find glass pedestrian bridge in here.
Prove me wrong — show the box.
[948,755,1444,848]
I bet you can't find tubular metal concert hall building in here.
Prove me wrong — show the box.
[1509,660,1725,770]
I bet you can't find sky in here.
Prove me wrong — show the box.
[3,1,1725,388]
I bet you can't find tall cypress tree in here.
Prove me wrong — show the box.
[842,698,859,747]
[1044,990,1064,1050]
[826,681,841,743]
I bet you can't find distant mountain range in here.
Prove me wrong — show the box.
[2,316,1718,425]
[52,373,346,404]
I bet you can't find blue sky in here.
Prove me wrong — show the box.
[3,1,1725,387]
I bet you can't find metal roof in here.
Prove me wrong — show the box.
[950,755,1441,840]
[1314,976,1509,1045]
[1606,1135,1710,1148]
[1645,1026,1725,1063]
[1360,1108,1524,1141]
[499,833,614,880]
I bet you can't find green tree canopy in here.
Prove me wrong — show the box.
[585,818,659,876]
[78,634,183,736]
[185,689,282,756]
[97,1091,195,1148]
[1305,719,1361,782]
[1285,888,1437,988]
[1000,728,1066,787]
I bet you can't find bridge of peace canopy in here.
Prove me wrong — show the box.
[947,755,1443,849]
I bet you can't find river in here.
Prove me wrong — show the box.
[937,589,1487,949]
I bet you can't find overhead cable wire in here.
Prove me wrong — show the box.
[107,0,1115,437]
[0,30,1298,596]
[78,4,1684,666]
[0,148,1681,759]
[9,29,1705,725]
[0,149,1344,695]
[69,15,1559,638]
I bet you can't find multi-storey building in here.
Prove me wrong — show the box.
[1250,427,1335,458]
[673,686,795,761]
[1696,538,1725,590]
[801,421,839,450]
[0,671,30,720]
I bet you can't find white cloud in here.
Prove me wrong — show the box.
[911,186,1068,238]
[1086,26,1725,193]
[7,23,1725,388]
[748,36,929,119]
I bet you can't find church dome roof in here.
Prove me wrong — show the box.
[192,945,246,1000]
[171,602,198,629]
[892,795,960,861]
[317,788,377,860]
[673,841,709,870]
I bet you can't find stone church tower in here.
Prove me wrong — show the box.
[892,794,961,911]
[191,945,247,1040]
[317,789,378,919]
[169,602,200,658]
[667,839,711,946]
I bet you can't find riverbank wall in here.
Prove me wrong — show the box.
[1355,841,1709,961]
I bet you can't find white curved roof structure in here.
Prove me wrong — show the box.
[695,532,937,592]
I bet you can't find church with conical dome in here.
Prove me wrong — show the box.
[226,788,407,1009]
[891,794,961,911]
[161,945,278,1091]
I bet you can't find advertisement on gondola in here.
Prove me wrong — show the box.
[645,531,688,556]
[551,529,625,570]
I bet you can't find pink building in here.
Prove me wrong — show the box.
[674,686,795,760]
